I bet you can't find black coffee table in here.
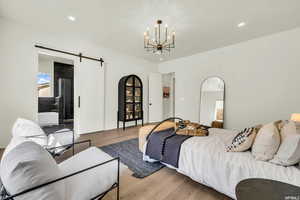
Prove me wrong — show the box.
[236,178,300,200]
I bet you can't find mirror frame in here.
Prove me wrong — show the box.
[199,76,225,127]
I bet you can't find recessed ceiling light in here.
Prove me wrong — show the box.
[68,16,76,21]
[237,22,246,28]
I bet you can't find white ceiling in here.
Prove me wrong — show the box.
[1,0,300,63]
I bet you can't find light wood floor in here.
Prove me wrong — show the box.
[0,126,231,200]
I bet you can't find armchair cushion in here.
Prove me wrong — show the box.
[0,141,65,200]
[11,118,48,152]
[59,147,121,200]
[12,118,46,137]
[48,129,78,154]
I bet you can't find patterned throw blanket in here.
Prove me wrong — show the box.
[145,128,192,168]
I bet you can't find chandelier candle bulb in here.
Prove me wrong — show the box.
[165,26,168,42]
[172,32,175,45]
[155,25,158,43]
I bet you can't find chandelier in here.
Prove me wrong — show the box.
[144,20,175,55]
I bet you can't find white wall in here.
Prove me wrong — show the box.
[159,28,300,130]
[0,17,157,147]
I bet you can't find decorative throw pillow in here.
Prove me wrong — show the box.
[270,134,300,166]
[226,126,260,152]
[0,141,65,200]
[251,121,281,161]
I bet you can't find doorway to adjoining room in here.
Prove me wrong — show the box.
[162,73,175,119]
[37,54,74,134]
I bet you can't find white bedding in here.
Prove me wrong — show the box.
[144,129,300,199]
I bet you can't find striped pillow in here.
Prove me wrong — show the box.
[226,127,259,152]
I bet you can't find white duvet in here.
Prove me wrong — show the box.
[144,129,300,199]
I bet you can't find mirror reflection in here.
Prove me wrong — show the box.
[199,77,225,128]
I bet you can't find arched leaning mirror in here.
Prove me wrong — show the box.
[199,77,225,128]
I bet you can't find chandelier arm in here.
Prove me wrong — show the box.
[148,40,158,46]
[161,41,171,46]
[146,43,157,47]
[162,43,172,48]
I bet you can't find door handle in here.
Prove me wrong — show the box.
[149,103,152,106]
[78,96,81,108]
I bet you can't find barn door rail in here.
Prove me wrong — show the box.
[35,44,104,66]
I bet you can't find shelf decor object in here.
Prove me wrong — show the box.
[144,19,175,55]
[118,74,144,130]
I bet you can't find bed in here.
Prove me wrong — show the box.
[142,128,300,199]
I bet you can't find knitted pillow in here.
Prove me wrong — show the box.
[226,126,261,152]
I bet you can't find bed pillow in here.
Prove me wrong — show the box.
[269,121,300,166]
[279,120,299,142]
[226,126,261,152]
[251,121,281,161]
[0,141,65,200]
[270,134,300,166]
[12,118,45,137]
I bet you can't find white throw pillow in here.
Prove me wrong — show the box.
[252,121,281,161]
[270,134,300,166]
[12,118,45,137]
[0,141,65,200]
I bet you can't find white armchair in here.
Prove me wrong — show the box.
[0,118,123,200]
[0,142,121,200]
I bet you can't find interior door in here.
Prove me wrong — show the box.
[148,73,163,123]
[77,60,104,133]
